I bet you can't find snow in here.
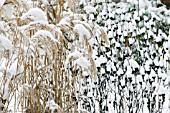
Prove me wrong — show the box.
[2,81,9,100]
[21,8,47,22]
[73,24,91,42]
[0,35,12,53]
[0,72,2,81]
[68,51,83,59]
[129,59,139,70]
[129,38,135,45]
[115,42,120,48]
[0,0,5,8]
[112,64,117,72]
[19,20,49,31]
[77,108,90,113]
[3,5,14,19]
[8,59,18,75]
[137,75,143,83]
[42,0,49,5]
[0,21,5,32]
[58,18,70,26]
[127,0,152,8]
[143,98,150,113]
[117,68,123,75]
[32,30,57,42]
[84,6,96,13]
[65,50,86,69]
[75,56,90,69]
[46,100,61,113]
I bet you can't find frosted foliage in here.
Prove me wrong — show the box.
[127,0,155,8]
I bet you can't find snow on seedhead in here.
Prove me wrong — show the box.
[0,21,5,32]
[19,20,49,31]
[73,24,90,42]
[32,30,57,42]
[65,50,90,69]
[3,81,9,100]
[62,11,73,17]
[84,6,96,14]
[65,50,83,66]
[0,35,12,53]
[0,0,5,8]
[42,0,49,5]
[58,18,70,26]
[29,20,49,26]
[0,72,2,81]
[46,100,62,113]
[7,59,24,77]
[75,56,90,69]
[3,4,14,19]
[21,8,47,22]
[68,51,83,59]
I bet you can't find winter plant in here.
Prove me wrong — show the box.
[0,0,170,113]
[0,0,107,112]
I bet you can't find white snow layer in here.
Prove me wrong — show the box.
[65,50,90,69]
[0,35,12,52]
[73,24,91,42]
[32,30,57,42]
[0,0,5,8]
[84,6,96,13]
[0,21,5,32]
[127,0,152,8]
[21,8,47,22]
[75,56,90,69]
[46,100,62,113]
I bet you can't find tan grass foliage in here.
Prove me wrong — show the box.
[0,0,108,113]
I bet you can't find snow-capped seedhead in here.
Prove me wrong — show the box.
[46,100,62,113]
[75,56,90,69]
[31,30,57,43]
[84,6,96,14]
[21,8,47,22]
[0,35,12,54]
[0,0,6,8]
[65,51,82,67]
[42,0,49,5]
[73,24,90,42]
[0,21,5,32]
